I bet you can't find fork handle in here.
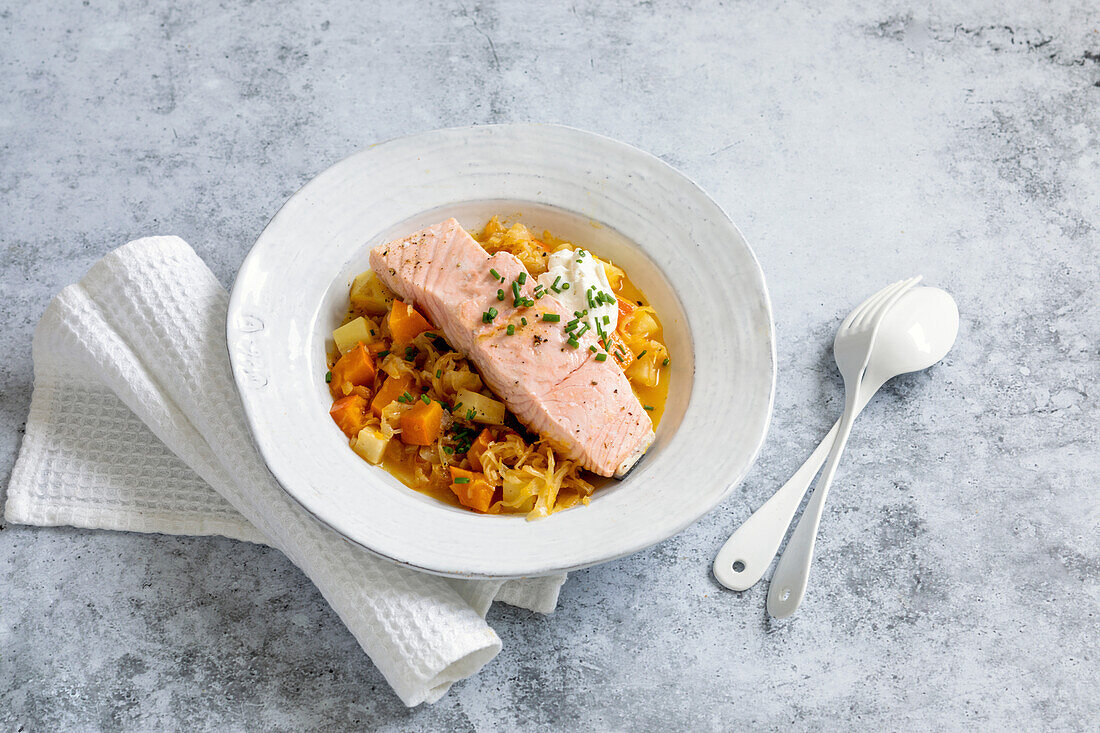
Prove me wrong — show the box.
[712,418,841,591]
[766,389,860,618]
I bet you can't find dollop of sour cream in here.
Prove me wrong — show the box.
[536,247,618,334]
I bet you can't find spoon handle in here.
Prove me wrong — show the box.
[712,418,841,591]
[766,389,860,618]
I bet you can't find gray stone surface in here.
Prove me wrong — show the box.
[2,0,1097,729]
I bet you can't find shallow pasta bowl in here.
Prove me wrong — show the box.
[227,123,774,578]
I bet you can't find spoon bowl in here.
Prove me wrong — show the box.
[857,286,960,404]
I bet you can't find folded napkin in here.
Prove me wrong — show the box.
[5,236,567,706]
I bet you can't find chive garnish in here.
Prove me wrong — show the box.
[325,371,332,383]
[489,268,501,280]
[506,324,515,335]
[541,313,561,322]
[575,323,590,338]
[454,402,463,410]
[443,446,454,454]
[595,352,607,361]
[512,281,521,301]
[565,318,580,330]
[421,394,431,405]
[521,317,528,326]
[377,350,389,359]
[561,282,570,290]
[551,276,562,293]
[436,369,443,378]
[589,345,597,353]
[567,337,580,348]
[497,289,505,301]
[603,315,610,325]
[643,405,655,411]
[638,349,647,358]
[402,391,413,402]
[517,272,527,285]
[663,357,670,366]
[466,408,477,420]
[454,476,471,484]
[405,346,416,360]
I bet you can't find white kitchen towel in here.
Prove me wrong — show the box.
[5,236,567,706]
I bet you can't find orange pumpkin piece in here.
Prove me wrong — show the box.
[616,296,637,321]
[448,466,496,513]
[387,300,432,344]
[329,394,368,438]
[366,341,390,356]
[399,399,444,445]
[467,428,494,469]
[370,373,416,417]
[601,330,636,371]
[330,343,376,397]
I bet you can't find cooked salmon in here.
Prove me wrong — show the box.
[370,218,654,477]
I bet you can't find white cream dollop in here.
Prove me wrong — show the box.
[536,248,618,334]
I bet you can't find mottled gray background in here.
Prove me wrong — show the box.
[2,0,1097,730]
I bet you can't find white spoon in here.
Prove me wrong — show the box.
[713,285,959,593]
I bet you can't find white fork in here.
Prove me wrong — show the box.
[766,276,922,618]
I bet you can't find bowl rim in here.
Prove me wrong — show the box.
[227,122,776,578]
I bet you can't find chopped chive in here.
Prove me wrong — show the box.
[561,282,570,290]
[497,289,505,301]
[567,337,580,348]
[369,329,376,336]
[517,272,527,285]
[575,323,590,338]
[466,408,477,420]
[436,369,443,378]
[551,275,562,293]
[421,394,431,405]
[663,357,670,366]
[638,349,647,358]
[402,391,413,402]
[521,317,528,326]
[643,405,655,411]
[506,324,515,335]
[405,346,416,360]
[325,371,332,383]
[525,297,535,307]
[574,310,584,317]
[489,268,501,280]
[603,315,610,325]
[541,313,561,322]
[377,350,389,359]
[565,318,580,330]
[512,281,521,301]
[454,476,471,484]
[614,352,624,362]
[589,345,597,353]
[595,352,607,361]
[443,446,454,454]
[454,402,463,410]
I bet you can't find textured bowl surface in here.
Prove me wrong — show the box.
[227,124,775,578]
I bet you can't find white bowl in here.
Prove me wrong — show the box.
[227,124,774,578]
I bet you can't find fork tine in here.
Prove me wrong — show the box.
[851,279,906,331]
[841,279,900,331]
[856,276,922,331]
[865,275,923,332]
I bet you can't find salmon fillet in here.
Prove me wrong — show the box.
[369,218,654,477]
